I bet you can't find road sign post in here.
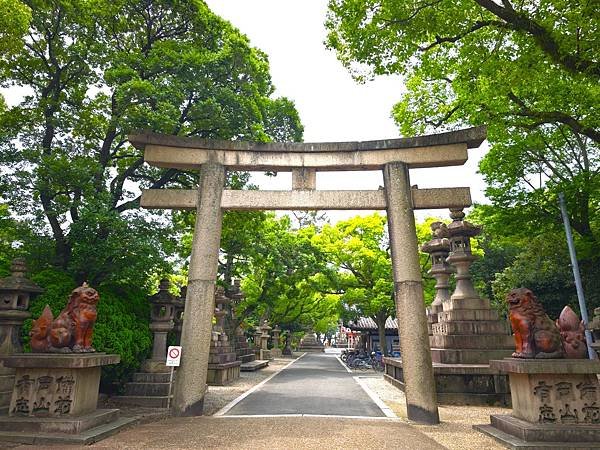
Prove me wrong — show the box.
[166,346,182,409]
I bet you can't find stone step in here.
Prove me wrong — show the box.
[240,360,269,372]
[430,334,515,349]
[432,320,510,335]
[110,395,171,408]
[431,348,513,365]
[124,382,171,397]
[0,415,137,446]
[132,372,171,383]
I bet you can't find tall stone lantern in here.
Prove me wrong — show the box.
[421,222,452,333]
[271,326,282,357]
[446,209,481,301]
[142,278,176,373]
[0,258,43,412]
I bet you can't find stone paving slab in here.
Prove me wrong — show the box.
[224,353,385,417]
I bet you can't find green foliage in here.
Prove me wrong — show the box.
[0,0,30,59]
[326,1,599,315]
[23,269,151,391]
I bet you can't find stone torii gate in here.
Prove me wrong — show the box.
[129,126,486,425]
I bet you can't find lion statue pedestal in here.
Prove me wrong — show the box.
[0,284,134,445]
[475,288,600,448]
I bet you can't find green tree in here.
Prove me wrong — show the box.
[313,214,395,354]
[0,0,303,282]
[326,1,599,312]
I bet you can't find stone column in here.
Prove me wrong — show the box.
[172,162,225,416]
[383,162,439,424]
[271,326,282,357]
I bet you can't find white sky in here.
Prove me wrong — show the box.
[205,0,488,222]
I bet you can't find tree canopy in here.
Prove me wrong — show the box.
[326,0,599,312]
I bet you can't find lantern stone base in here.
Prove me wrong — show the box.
[207,361,241,386]
[474,358,600,449]
[384,357,511,406]
[0,353,135,445]
[270,348,282,358]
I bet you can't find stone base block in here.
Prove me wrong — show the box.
[207,361,241,386]
[384,357,511,406]
[444,297,490,310]
[237,353,255,364]
[430,334,514,349]
[0,408,119,434]
[432,320,510,335]
[438,309,501,322]
[0,413,136,446]
[240,360,269,372]
[2,353,120,418]
[259,349,272,360]
[270,348,282,358]
[431,348,513,364]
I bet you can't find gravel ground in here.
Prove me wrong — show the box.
[359,375,509,450]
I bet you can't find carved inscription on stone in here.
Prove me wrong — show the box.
[532,376,600,425]
[10,372,76,417]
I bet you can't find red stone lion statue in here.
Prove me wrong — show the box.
[506,288,587,359]
[30,283,99,353]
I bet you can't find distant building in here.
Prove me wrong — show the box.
[347,317,399,354]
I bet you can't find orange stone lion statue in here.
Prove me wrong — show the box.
[506,288,587,359]
[30,283,99,353]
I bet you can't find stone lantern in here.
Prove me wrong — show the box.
[0,258,43,412]
[253,328,263,358]
[421,222,452,333]
[214,286,229,340]
[143,278,177,372]
[259,320,272,360]
[446,209,481,301]
[271,326,282,357]
[0,258,43,355]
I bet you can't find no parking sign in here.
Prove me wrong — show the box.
[166,346,182,367]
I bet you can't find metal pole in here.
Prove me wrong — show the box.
[167,366,174,410]
[558,192,596,359]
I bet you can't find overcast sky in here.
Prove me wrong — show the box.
[205,0,488,222]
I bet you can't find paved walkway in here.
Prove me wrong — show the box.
[221,353,385,417]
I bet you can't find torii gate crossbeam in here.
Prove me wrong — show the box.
[130,126,487,425]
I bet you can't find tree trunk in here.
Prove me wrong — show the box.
[374,311,389,356]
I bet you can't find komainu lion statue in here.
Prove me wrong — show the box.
[506,287,587,359]
[30,283,99,353]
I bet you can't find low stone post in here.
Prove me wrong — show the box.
[259,321,272,360]
[271,326,282,357]
[383,161,439,424]
[143,279,177,373]
[253,328,263,358]
[0,258,43,412]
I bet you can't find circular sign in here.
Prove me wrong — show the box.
[169,347,180,359]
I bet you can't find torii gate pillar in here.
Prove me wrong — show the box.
[384,162,439,424]
[171,162,225,416]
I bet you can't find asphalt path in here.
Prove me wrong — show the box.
[223,353,385,417]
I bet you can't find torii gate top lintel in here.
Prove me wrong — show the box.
[129,126,486,171]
